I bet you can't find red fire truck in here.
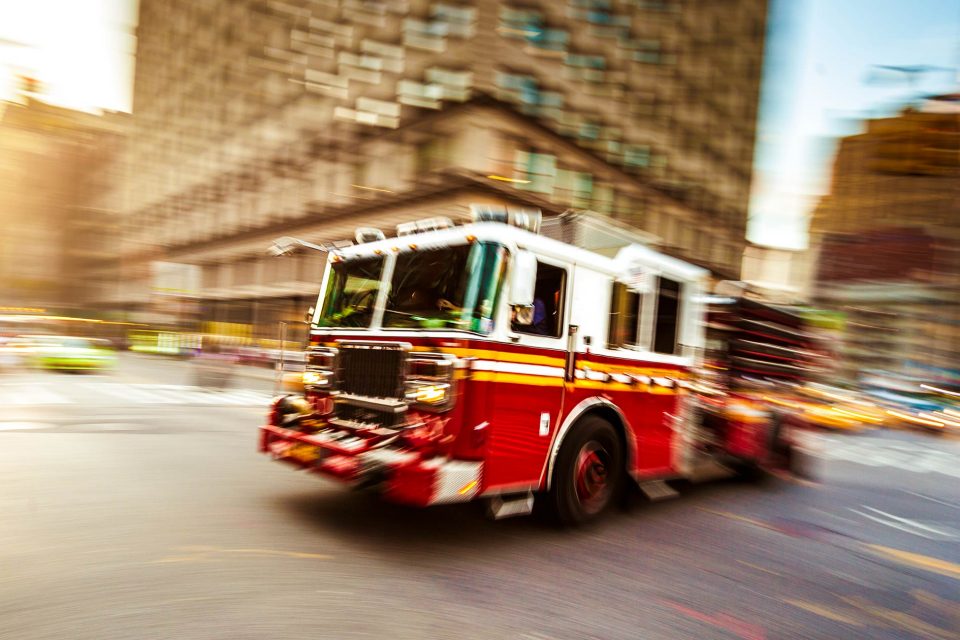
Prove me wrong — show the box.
[259,208,805,524]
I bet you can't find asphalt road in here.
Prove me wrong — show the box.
[1,355,958,640]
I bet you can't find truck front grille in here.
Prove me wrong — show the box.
[337,341,406,399]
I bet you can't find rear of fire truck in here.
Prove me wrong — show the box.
[690,296,819,476]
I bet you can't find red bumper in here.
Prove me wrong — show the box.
[259,425,481,507]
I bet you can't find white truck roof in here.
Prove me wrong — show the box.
[335,220,707,284]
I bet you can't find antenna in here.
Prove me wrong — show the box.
[267,236,328,256]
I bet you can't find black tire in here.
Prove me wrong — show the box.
[541,416,624,526]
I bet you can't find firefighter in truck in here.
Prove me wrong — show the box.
[259,206,810,525]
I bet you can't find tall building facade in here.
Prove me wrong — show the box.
[810,96,960,384]
[0,94,127,314]
[97,0,768,336]
[811,97,959,235]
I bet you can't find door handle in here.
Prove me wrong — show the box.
[564,325,578,382]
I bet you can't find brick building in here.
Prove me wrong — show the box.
[810,95,960,382]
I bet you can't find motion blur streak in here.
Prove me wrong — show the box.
[1,1,958,639]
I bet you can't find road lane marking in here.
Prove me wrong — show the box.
[864,544,960,581]
[81,382,164,404]
[850,506,958,541]
[736,560,783,577]
[76,382,270,406]
[783,599,865,627]
[696,507,779,533]
[152,545,331,564]
[0,422,52,431]
[904,490,960,511]
[658,599,767,640]
[842,595,957,640]
[0,384,69,405]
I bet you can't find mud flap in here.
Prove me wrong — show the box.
[638,479,679,501]
[487,493,534,519]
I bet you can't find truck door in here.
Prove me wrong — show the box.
[640,275,686,471]
[484,257,569,491]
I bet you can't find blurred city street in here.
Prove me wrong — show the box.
[1,355,957,640]
[1,1,958,638]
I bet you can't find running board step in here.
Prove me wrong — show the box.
[638,480,679,501]
[487,493,534,519]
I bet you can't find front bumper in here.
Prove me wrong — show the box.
[259,424,481,507]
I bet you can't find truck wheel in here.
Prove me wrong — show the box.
[543,416,623,525]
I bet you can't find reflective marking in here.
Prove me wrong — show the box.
[470,360,564,377]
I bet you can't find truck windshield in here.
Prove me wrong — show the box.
[315,256,385,328]
[383,242,507,333]
[315,242,507,333]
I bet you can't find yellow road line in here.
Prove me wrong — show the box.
[783,599,865,627]
[696,507,778,532]
[736,560,783,577]
[864,544,960,581]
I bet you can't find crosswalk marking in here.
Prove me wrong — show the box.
[0,382,272,407]
[805,432,960,479]
[82,382,170,404]
[0,386,67,407]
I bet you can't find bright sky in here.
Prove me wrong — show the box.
[749,0,960,250]
[0,0,956,249]
[0,0,137,112]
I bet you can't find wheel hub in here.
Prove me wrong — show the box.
[574,442,611,512]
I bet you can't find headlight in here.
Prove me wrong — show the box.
[302,370,329,386]
[407,382,450,406]
[304,346,338,390]
[405,353,457,411]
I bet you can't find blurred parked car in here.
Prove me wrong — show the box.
[32,336,117,372]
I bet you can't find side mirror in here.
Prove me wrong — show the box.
[509,250,537,326]
[509,250,537,307]
[305,306,315,324]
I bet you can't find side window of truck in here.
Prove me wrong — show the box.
[652,276,683,355]
[513,261,566,338]
[607,282,641,349]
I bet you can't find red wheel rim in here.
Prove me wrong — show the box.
[574,442,611,513]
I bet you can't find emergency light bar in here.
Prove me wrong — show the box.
[355,227,386,243]
[396,216,455,237]
[469,204,542,234]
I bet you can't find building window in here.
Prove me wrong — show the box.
[592,183,614,214]
[514,150,557,194]
[624,144,652,168]
[653,276,682,355]
[572,172,594,208]
[513,261,565,338]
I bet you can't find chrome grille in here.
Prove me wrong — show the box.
[337,341,406,399]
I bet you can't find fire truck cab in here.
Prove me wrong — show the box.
[259,208,798,524]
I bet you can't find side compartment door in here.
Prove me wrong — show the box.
[639,275,686,471]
